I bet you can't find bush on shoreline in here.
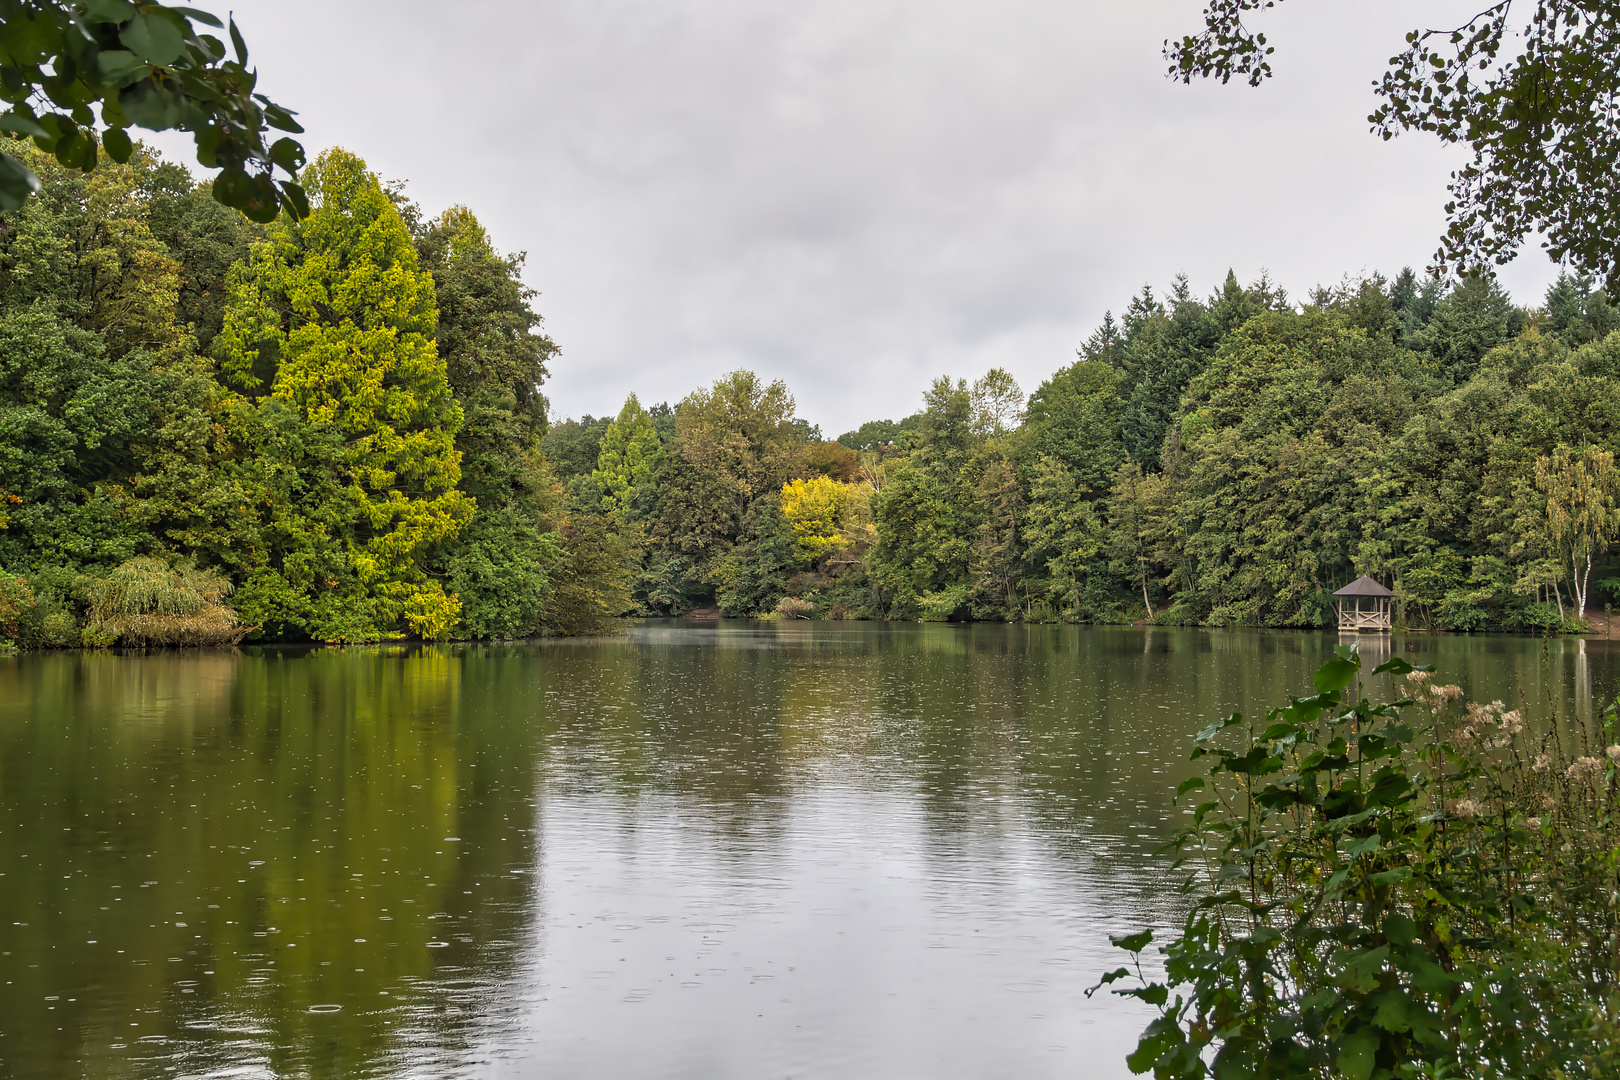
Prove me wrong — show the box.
[1096,643,1619,1078]
[80,558,248,647]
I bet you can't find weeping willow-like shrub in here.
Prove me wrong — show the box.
[81,558,248,647]
[774,595,816,619]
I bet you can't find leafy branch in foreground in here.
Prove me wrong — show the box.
[1167,1,1620,289]
[1094,642,1620,1078]
[0,1,305,220]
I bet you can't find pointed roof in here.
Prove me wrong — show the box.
[1335,575,1393,598]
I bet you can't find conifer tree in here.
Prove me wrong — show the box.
[216,148,471,641]
[593,394,664,518]
[416,204,561,639]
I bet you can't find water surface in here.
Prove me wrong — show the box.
[2,623,1615,1079]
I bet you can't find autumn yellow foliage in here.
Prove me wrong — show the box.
[780,476,872,564]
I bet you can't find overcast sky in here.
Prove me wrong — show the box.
[177,0,1564,435]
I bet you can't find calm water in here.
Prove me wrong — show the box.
[2,623,1616,1080]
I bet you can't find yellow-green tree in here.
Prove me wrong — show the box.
[216,148,472,641]
[1535,445,1620,621]
[593,393,663,517]
[780,476,851,564]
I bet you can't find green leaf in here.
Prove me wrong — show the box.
[0,112,48,138]
[276,180,308,219]
[238,171,281,223]
[1337,945,1391,993]
[1090,966,1130,990]
[1371,656,1414,675]
[84,0,138,22]
[1126,1015,1185,1074]
[1335,1029,1380,1080]
[1123,984,1168,1006]
[121,12,187,66]
[0,14,59,66]
[1225,744,1282,776]
[0,151,40,210]
[1384,912,1417,946]
[268,136,304,172]
[1371,991,1411,1031]
[31,112,66,153]
[1314,656,1359,695]
[165,6,225,28]
[211,166,253,209]
[1174,776,1205,799]
[192,122,219,167]
[96,49,148,86]
[1110,929,1153,953]
[261,102,303,134]
[101,126,133,162]
[229,16,248,65]
[119,81,185,129]
[53,129,90,169]
[1195,713,1241,742]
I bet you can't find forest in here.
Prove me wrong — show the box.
[3,139,1619,646]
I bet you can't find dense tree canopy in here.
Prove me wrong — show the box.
[0,140,606,647]
[536,267,1620,633]
[3,135,1618,646]
[415,203,562,640]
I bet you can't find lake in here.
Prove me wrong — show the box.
[2,623,1615,1079]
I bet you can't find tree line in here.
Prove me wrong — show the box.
[549,269,1620,632]
[0,140,624,646]
[3,137,1619,646]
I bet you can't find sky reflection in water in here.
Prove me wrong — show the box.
[1,624,1614,1078]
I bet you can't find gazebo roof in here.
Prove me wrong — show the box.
[1335,575,1393,598]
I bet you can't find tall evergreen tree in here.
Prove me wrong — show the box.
[593,393,664,519]
[1415,275,1520,385]
[215,148,471,642]
[415,205,562,639]
[1119,275,1218,467]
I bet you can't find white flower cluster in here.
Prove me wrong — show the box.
[1459,700,1525,746]
[1406,672,1465,713]
[1566,757,1605,783]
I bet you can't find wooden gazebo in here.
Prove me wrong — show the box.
[1335,576,1393,632]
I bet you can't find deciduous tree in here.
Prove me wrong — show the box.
[0,0,306,220]
[1170,1,1620,286]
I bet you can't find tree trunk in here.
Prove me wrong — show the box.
[1576,552,1591,620]
[1141,571,1153,618]
[1554,580,1566,621]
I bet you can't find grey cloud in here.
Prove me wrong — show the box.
[194,0,1560,432]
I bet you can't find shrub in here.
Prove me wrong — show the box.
[80,558,247,647]
[775,595,816,619]
[1095,643,1620,1079]
[0,570,32,643]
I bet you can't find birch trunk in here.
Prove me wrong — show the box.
[1576,551,1592,620]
